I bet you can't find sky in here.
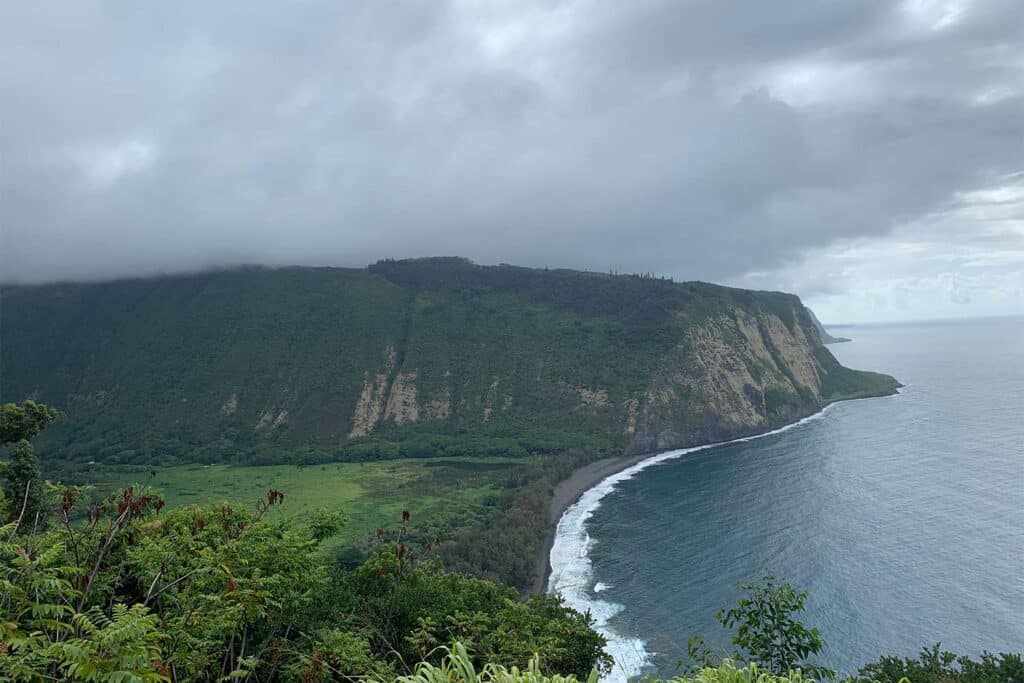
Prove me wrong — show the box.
[2,1,1022,323]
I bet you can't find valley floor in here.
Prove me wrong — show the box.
[86,456,526,558]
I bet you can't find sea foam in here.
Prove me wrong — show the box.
[547,404,840,682]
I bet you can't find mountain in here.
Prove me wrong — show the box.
[1,258,898,466]
[806,307,852,344]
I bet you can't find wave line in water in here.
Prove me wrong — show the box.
[546,405,845,683]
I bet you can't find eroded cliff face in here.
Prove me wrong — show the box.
[348,345,398,438]
[625,305,832,454]
[335,300,880,455]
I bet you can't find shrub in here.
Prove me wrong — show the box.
[389,642,598,683]
[687,574,831,679]
[388,646,820,683]
[854,645,1024,683]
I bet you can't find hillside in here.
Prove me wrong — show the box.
[807,307,852,344]
[1,258,898,466]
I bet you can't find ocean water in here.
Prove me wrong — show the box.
[548,318,1024,681]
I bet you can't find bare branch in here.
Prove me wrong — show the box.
[6,479,32,541]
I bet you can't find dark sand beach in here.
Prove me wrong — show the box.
[530,453,652,594]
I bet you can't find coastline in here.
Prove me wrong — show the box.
[538,388,902,681]
[533,388,901,596]
[531,452,653,595]
[531,413,828,597]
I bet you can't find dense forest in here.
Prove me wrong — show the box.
[2,259,897,469]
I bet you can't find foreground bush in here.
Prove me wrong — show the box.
[0,400,610,681]
[855,645,1024,683]
[391,645,819,683]
[677,661,812,683]
[0,483,608,681]
[325,549,610,678]
[394,646,1024,683]
[392,642,598,683]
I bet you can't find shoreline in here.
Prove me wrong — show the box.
[531,388,901,596]
[531,452,653,595]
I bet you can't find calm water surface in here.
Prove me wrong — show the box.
[582,318,1024,677]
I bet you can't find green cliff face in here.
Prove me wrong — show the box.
[1,258,898,465]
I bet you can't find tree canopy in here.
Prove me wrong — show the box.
[0,400,59,445]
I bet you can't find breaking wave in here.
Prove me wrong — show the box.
[546,405,840,682]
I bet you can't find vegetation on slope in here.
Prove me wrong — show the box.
[1,259,900,595]
[2,259,898,469]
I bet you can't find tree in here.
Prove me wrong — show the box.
[3,439,45,526]
[715,574,832,678]
[0,400,60,444]
[1,400,59,527]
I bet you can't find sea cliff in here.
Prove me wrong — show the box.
[1,258,898,465]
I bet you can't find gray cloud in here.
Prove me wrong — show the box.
[1,0,1022,294]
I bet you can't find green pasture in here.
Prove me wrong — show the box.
[86,456,530,552]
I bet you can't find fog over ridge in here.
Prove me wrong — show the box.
[2,1,1022,322]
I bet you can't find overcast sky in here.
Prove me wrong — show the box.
[2,1,1022,323]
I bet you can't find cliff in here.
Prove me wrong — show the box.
[0,259,898,465]
[807,307,852,344]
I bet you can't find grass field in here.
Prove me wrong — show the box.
[86,456,534,554]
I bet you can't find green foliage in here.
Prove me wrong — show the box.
[762,388,801,419]
[0,483,610,681]
[322,511,610,678]
[686,580,1024,683]
[284,628,391,681]
[0,520,169,680]
[688,574,832,678]
[387,645,819,683]
[2,262,896,467]
[78,456,538,579]
[812,348,899,401]
[390,642,598,683]
[72,451,588,593]
[1,474,1019,683]
[672,659,817,683]
[442,450,589,590]
[307,506,347,542]
[717,575,829,677]
[385,645,1024,683]
[0,482,336,680]
[57,605,167,682]
[3,440,45,526]
[0,400,59,445]
[854,645,1024,683]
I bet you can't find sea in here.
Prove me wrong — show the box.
[547,317,1024,681]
